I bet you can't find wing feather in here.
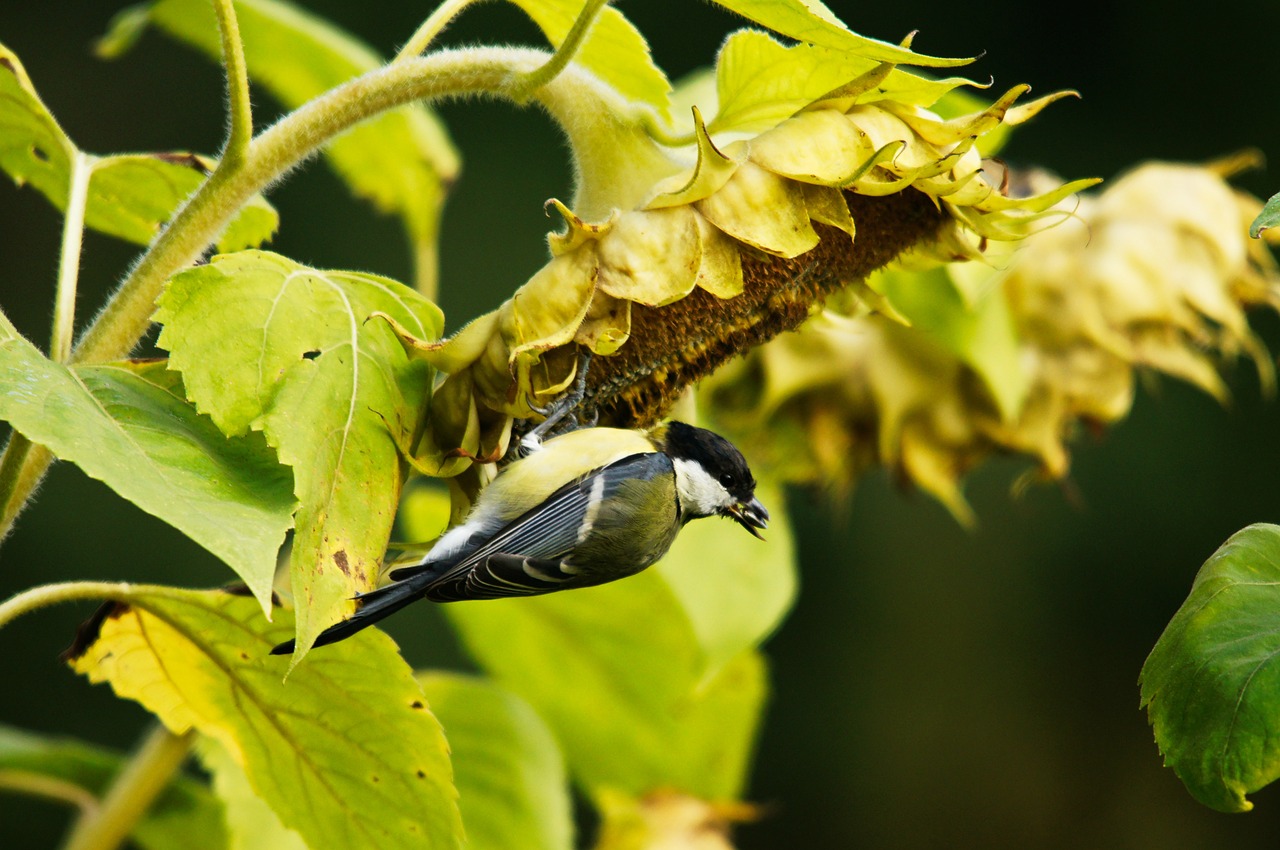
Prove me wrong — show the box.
[389,452,670,599]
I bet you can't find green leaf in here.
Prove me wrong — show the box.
[88,154,278,252]
[506,0,672,121]
[0,326,294,611]
[154,250,442,657]
[1250,191,1280,239]
[710,30,974,134]
[443,579,768,800]
[873,266,1029,420]
[0,43,277,250]
[67,588,463,849]
[418,673,573,850]
[106,0,460,288]
[1141,524,1280,812]
[0,724,226,850]
[656,481,794,680]
[198,738,308,850]
[707,0,973,67]
[0,41,75,203]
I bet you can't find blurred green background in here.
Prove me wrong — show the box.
[3,1,1280,847]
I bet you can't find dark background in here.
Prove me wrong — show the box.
[3,1,1280,847]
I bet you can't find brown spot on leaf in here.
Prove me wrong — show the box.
[221,583,282,607]
[60,601,130,662]
[0,57,16,73]
[372,775,380,783]
[410,700,424,710]
[334,550,351,577]
[153,151,208,172]
[416,769,426,779]
[30,146,48,163]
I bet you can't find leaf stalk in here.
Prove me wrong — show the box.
[511,0,611,101]
[212,0,253,164]
[51,151,94,364]
[1,48,547,543]
[60,724,195,850]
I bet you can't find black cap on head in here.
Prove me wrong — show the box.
[662,421,757,501]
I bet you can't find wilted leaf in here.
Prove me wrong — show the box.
[0,323,294,611]
[67,588,463,849]
[105,0,459,287]
[0,724,225,850]
[418,673,573,850]
[0,43,276,250]
[874,266,1028,420]
[155,250,441,657]
[506,0,672,122]
[707,0,972,67]
[198,738,308,850]
[1141,524,1280,812]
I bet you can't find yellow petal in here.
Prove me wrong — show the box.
[598,207,701,306]
[747,109,870,185]
[696,161,818,257]
[576,292,633,355]
[693,211,745,298]
[803,184,855,241]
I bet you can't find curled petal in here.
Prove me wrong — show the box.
[647,107,742,208]
[547,198,613,256]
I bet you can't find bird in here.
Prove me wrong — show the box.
[271,420,768,654]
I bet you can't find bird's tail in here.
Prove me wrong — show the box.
[269,576,429,655]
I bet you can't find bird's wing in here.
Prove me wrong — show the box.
[387,452,672,598]
[424,554,598,601]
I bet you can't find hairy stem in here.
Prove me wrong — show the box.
[60,725,195,850]
[0,436,49,543]
[395,0,484,61]
[510,0,610,101]
[212,0,252,164]
[0,49,547,541]
[0,581,143,632]
[70,49,529,368]
[51,151,94,363]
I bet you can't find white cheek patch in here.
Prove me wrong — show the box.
[673,458,734,516]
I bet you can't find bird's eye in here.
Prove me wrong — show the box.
[718,472,734,487]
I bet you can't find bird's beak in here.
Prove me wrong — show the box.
[727,496,769,540]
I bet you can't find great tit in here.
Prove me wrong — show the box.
[271,421,767,654]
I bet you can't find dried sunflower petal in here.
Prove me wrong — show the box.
[705,162,1280,521]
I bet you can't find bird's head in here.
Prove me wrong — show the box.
[661,421,769,539]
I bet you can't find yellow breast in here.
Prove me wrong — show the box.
[483,427,657,518]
